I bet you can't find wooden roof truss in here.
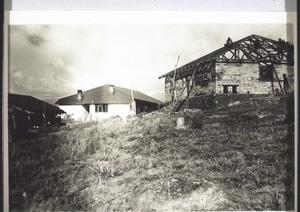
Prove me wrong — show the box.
[162,35,293,112]
[218,36,290,62]
[160,34,293,83]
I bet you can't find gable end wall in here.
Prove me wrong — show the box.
[163,62,292,103]
[215,62,290,94]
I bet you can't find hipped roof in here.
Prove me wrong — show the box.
[9,93,65,113]
[56,84,164,105]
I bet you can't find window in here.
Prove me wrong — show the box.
[222,85,238,94]
[95,104,108,112]
[232,85,238,94]
[259,64,274,81]
[223,85,228,94]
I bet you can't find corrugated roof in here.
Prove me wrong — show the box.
[8,93,65,113]
[56,84,164,105]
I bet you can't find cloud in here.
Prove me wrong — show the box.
[24,25,49,47]
[9,25,74,99]
[26,34,45,46]
[9,23,290,101]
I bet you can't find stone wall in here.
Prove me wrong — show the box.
[189,81,216,97]
[215,62,291,94]
[187,94,277,110]
[165,81,172,103]
[164,67,216,103]
[174,79,189,100]
[165,78,191,103]
[164,62,293,103]
[214,94,270,107]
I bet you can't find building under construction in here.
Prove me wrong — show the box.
[159,34,294,110]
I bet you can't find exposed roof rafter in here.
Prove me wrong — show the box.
[159,34,293,80]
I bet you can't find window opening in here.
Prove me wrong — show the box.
[232,85,238,94]
[222,85,238,94]
[223,85,228,93]
[95,104,108,112]
[259,64,274,81]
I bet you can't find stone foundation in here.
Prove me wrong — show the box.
[186,94,283,110]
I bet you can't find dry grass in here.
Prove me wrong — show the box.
[10,95,294,211]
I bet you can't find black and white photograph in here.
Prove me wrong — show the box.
[3,1,297,211]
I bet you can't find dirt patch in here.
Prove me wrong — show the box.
[137,180,228,211]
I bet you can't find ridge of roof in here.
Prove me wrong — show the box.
[56,84,163,105]
[158,34,285,79]
[115,85,164,104]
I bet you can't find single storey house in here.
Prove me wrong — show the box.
[55,84,164,121]
[159,34,294,105]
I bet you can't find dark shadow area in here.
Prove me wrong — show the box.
[1,1,6,211]
[8,129,90,211]
[283,94,295,210]
[283,6,296,208]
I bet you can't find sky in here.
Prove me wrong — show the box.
[9,23,291,102]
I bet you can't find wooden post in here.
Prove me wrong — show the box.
[171,55,180,103]
[271,68,275,94]
[273,65,284,93]
[131,84,136,115]
[43,101,46,126]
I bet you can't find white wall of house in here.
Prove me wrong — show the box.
[89,103,133,121]
[109,104,133,116]
[59,102,138,122]
[59,105,88,121]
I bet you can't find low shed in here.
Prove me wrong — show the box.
[8,93,65,138]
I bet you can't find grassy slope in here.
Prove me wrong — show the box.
[10,95,294,211]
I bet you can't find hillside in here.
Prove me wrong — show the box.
[10,94,294,211]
